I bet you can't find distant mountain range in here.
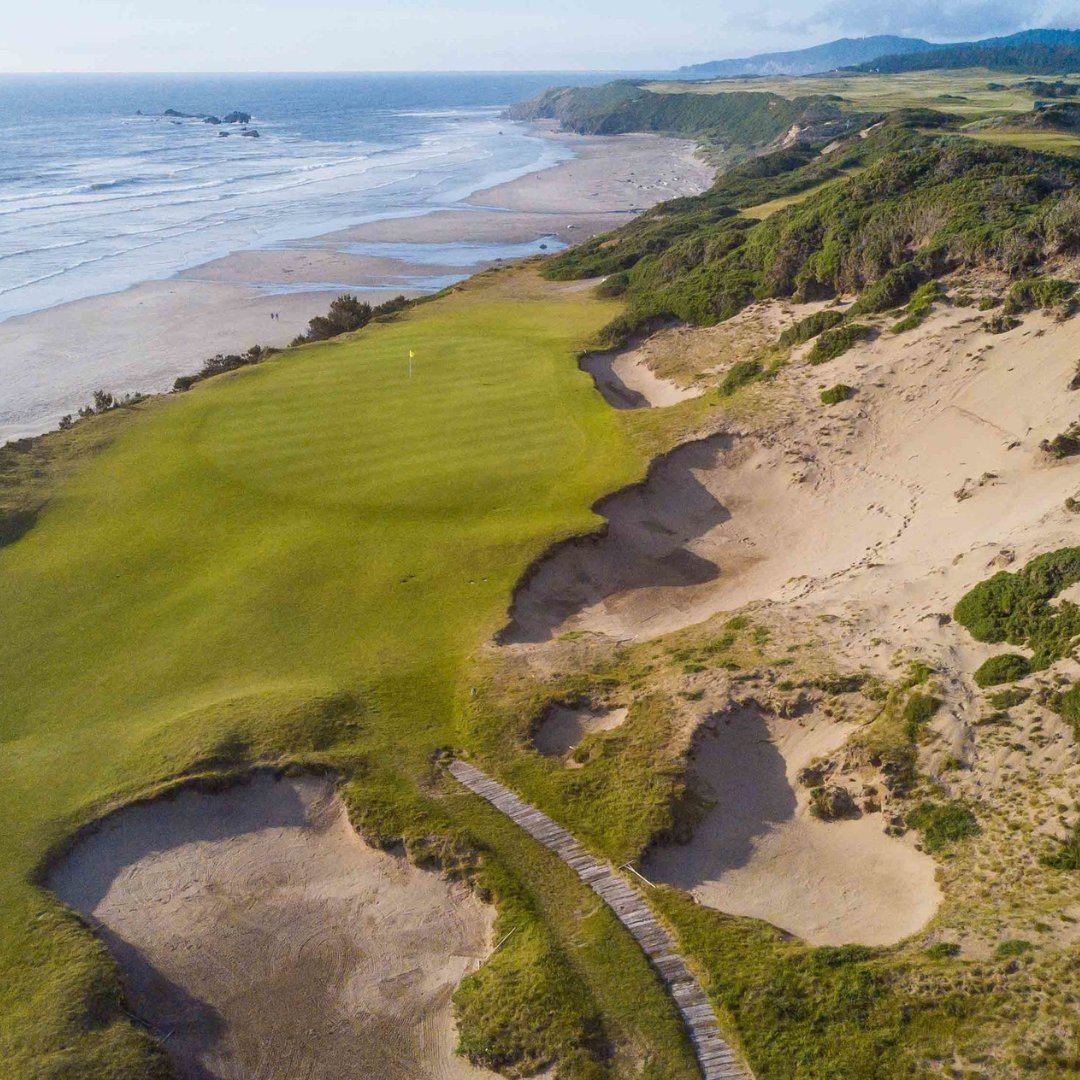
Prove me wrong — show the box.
[678,28,1080,79]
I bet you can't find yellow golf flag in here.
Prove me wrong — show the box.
[409,350,415,359]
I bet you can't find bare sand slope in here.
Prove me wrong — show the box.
[645,707,941,945]
[505,303,1080,644]
[48,774,494,1080]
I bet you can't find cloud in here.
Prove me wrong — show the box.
[801,0,1080,42]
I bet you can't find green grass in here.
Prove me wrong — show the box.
[0,270,710,1076]
[647,69,1077,117]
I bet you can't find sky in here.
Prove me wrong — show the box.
[4,0,1080,73]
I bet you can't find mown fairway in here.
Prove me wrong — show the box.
[0,270,693,1074]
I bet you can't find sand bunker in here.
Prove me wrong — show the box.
[533,702,629,758]
[581,350,702,409]
[645,707,940,945]
[48,774,494,1080]
[500,435,739,643]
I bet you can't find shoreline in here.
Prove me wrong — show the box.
[0,125,713,443]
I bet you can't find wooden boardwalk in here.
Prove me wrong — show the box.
[447,760,751,1080]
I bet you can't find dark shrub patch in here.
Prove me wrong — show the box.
[994,939,1034,958]
[720,358,764,395]
[983,313,1021,333]
[954,547,1080,668]
[973,653,1031,687]
[807,324,872,365]
[987,687,1030,708]
[925,942,960,960]
[820,383,854,405]
[778,308,845,347]
[907,800,979,852]
[903,692,941,739]
[1002,276,1076,315]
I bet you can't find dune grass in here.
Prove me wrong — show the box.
[0,269,710,1076]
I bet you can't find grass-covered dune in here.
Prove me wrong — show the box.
[545,119,1080,337]
[0,270,718,1078]
[504,81,863,158]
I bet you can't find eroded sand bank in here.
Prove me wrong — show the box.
[48,774,495,1080]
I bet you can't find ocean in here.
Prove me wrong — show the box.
[0,72,631,323]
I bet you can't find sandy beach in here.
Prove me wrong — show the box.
[0,127,712,442]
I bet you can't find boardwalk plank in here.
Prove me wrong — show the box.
[447,760,752,1080]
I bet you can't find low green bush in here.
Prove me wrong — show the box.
[1002,276,1076,315]
[973,653,1031,687]
[1042,424,1080,458]
[954,547,1080,668]
[778,308,845,347]
[983,313,1021,334]
[891,313,922,333]
[987,687,1030,708]
[925,941,960,960]
[903,692,941,739]
[994,939,1034,959]
[820,383,854,405]
[1040,819,1080,870]
[907,800,979,852]
[720,358,764,395]
[807,324,872,365]
[594,272,629,298]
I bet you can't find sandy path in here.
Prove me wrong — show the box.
[48,774,495,1080]
[645,707,941,946]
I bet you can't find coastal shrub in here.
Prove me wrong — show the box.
[547,131,1080,356]
[925,941,960,960]
[1066,496,1080,513]
[778,308,845,347]
[987,687,1030,708]
[892,280,947,333]
[907,800,979,852]
[720,358,764,395]
[820,383,854,405]
[807,324,872,365]
[983,313,1021,333]
[296,293,412,344]
[1056,683,1080,737]
[1002,276,1076,315]
[849,263,923,315]
[954,547,1080,668]
[1041,423,1080,458]
[902,692,941,739]
[1041,819,1080,869]
[173,344,273,392]
[810,672,868,694]
[594,272,629,298]
[994,939,1034,959]
[973,653,1032,687]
